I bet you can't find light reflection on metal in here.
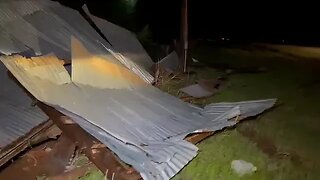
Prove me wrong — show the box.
[82,5,154,83]
[0,0,154,83]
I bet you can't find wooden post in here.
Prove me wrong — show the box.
[181,0,188,72]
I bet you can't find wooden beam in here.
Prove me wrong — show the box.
[0,120,53,167]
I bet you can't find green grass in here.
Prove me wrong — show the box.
[73,154,90,168]
[169,44,320,179]
[174,130,275,180]
[78,170,104,180]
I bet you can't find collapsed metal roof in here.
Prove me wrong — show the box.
[0,1,276,179]
[0,0,154,83]
[0,38,276,179]
[82,5,154,72]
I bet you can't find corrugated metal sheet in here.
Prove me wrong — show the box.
[82,5,154,83]
[0,0,47,24]
[0,63,47,148]
[203,99,276,120]
[0,101,47,147]
[0,46,276,180]
[0,1,276,179]
[0,27,29,55]
[71,38,146,90]
[0,0,153,83]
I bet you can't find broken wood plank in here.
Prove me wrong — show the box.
[0,120,53,167]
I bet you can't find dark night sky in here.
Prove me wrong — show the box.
[56,0,320,46]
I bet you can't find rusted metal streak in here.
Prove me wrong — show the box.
[38,103,142,180]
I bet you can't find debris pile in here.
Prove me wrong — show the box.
[0,1,277,179]
[1,39,276,179]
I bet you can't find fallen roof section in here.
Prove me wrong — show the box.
[71,38,146,90]
[0,0,154,83]
[0,38,276,179]
[0,120,53,167]
[0,63,48,149]
[38,103,141,180]
[82,4,154,71]
[0,62,49,166]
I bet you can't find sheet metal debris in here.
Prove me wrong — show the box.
[38,103,141,180]
[179,77,226,98]
[0,62,47,149]
[0,0,153,83]
[1,37,276,179]
[82,5,154,76]
[0,1,277,179]
[0,120,53,167]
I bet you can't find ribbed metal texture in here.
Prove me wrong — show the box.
[0,0,46,24]
[1,54,276,180]
[0,100,47,147]
[0,63,47,148]
[0,1,276,179]
[0,0,154,83]
[82,5,154,83]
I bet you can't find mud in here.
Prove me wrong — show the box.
[0,135,76,180]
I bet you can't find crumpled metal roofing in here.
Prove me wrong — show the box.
[0,0,51,24]
[81,4,154,83]
[82,5,154,83]
[0,0,154,83]
[0,63,47,148]
[0,1,276,179]
[0,38,276,179]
